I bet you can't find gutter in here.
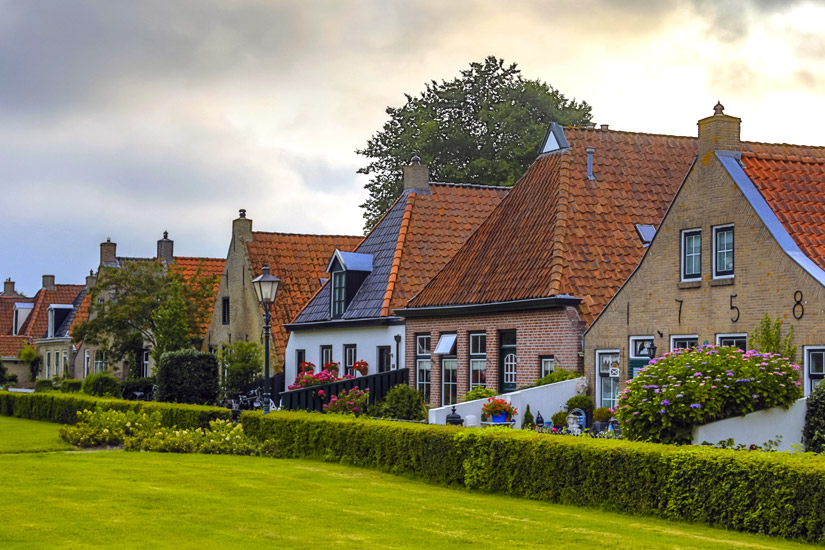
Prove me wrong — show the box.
[395,295,582,319]
[285,316,405,332]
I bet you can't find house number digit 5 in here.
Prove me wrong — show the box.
[730,294,739,323]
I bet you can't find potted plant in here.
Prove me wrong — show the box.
[353,360,369,376]
[481,397,518,423]
[592,407,613,433]
[298,361,316,374]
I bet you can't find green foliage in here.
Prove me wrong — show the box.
[82,372,121,397]
[242,410,825,543]
[324,387,369,415]
[0,358,8,386]
[218,341,263,396]
[128,419,260,455]
[34,379,55,392]
[0,390,230,428]
[71,259,218,363]
[617,345,803,444]
[60,408,163,447]
[565,394,594,416]
[369,384,427,421]
[17,344,41,382]
[156,349,218,405]
[551,411,568,428]
[525,369,580,388]
[750,313,796,360]
[358,56,592,229]
[121,377,155,399]
[460,386,497,402]
[60,379,82,393]
[593,407,613,422]
[521,404,535,429]
[804,382,825,452]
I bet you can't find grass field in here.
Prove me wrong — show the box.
[0,416,819,549]
[0,415,74,453]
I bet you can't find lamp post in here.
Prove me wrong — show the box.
[647,342,658,363]
[252,264,280,414]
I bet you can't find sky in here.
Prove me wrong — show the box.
[2,0,825,296]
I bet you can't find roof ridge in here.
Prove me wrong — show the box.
[428,181,512,190]
[741,150,825,163]
[172,256,226,261]
[564,127,696,141]
[381,192,416,316]
[546,153,571,295]
[251,230,361,239]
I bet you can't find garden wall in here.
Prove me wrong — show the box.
[692,397,807,451]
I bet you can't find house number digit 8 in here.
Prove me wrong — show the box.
[793,291,804,320]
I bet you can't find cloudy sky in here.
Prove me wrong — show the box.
[2,0,825,296]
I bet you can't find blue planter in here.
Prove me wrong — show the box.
[492,413,507,423]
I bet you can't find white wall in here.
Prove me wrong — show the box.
[284,324,405,385]
[692,397,808,452]
[429,377,582,429]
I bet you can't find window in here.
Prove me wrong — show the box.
[540,356,555,378]
[469,332,487,389]
[629,336,655,379]
[377,346,391,373]
[499,330,517,393]
[806,347,825,395]
[596,350,621,409]
[717,334,747,350]
[62,351,68,377]
[442,358,457,406]
[670,335,698,351]
[681,229,702,281]
[713,224,734,278]
[94,350,107,373]
[84,350,90,377]
[416,334,431,402]
[45,352,51,379]
[142,350,150,378]
[320,345,333,367]
[296,349,306,368]
[332,271,346,318]
[12,309,18,335]
[221,297,230,325]
[344,344,356,376]
[48,309,55,338]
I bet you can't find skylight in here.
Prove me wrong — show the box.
[635,224,657,246]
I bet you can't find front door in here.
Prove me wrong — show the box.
[498,330,517,393]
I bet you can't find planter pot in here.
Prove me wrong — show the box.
[492,413,508,423]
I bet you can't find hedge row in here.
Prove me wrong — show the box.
[242,411,825,543]
[0,390,230,429]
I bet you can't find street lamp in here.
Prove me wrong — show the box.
[252,263,280,414]
[647,342,658,362]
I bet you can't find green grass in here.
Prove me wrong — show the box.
[0,416,74,453]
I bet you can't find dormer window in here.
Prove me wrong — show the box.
[326,249,373,319]
[332,271,346,318]
[47,305,73,338]
[12,303,33,336]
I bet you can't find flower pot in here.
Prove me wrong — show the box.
[492,413,507,423]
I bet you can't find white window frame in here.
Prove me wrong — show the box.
[595,349,621,410]
[629,336,655,360]
[681,228,702,282]
[45,351,51,379]
[415,334,431,402]
[442,357,457,406]
[540,356,555,378]
[344,344,356,376]
[716,333,747,350]
[84,350,90,377]
[713,224,734,279]
[469,332,486,390]
[320,345,333,367]
[62,351,68,377]
[670,334,699,351]
[142,350,150,378]
[804,346,825,396]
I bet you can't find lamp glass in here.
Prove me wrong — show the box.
[252,265,281,305]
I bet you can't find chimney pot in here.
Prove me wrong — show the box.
[100,239,117,265]
[85,270,97,289]
[600,124,609,130]
[233,210,253,242]
[157,231,174,263]
[402,156,429,191]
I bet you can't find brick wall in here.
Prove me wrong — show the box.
[405,306,585,407]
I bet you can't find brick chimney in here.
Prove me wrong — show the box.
[3,278,14,295]
[42,274,55,290]
[402,155,429,191]
[100,238,117,265]
[85,270,97,289]
[233,209,253,242]
[157,231,174,263]
[697,101,741,161]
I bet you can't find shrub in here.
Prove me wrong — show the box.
[804,382,825,452]
[127,418,260,455]
[522,404,535,429]
[121,377,155,400]
[82,372,121,397]
[288,367,352,390]
[218,341,262,396]
[35,379,55,392]
[593,407,613,422]
[526,369,580,388]
[324,387,369,415]
[551,410,568,428]
[60,379,82,393]
[617,345,802,444]
[566,394,594,416]
[751,313,796,359]
[369,384,426,420]
[461,386,496,402]
[156,349,218,405]
[60,408,163,447]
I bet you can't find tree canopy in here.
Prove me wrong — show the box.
[357,56,592,229]
[72,260,219,366]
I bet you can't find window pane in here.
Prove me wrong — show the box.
[416,335,430,356]
[541,357,554,377]
[417,359,431,402]
[811,351,825,375]
[470,358,486,388]
[683,231,701,278]
[442,358,457,406]
[470,333,486,355]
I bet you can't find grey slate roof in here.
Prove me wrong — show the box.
[54,289,87,338]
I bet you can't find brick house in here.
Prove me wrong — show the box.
[284,161,507,389]
[205,210,362,378]
[584,104,825,406]
[398,123,697,407]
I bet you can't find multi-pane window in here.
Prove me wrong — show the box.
[94,350,107,373]
[442,358,457,406]
[221,297,230,325]
[499,330,517,393]
[629,337,655,379]
[671,335,698,351]
[332,272,346,318]
[84,350,90,377]
[320,345,333,368]
[377,346,391,373]
[597,351,621,409]
[45,352,51,378]
[416,334,431,403]
[344,344,356,376]
[682,229,702,280]
[807,348,825,395]
[717,334,747,350]
[142,350,150,378]
[540,356,555,378]
[714,225,734,277]
[469,332,487,389]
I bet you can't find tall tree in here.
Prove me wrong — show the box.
[357,56,592,229]
[72,260,219,366]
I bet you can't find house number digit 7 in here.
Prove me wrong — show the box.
[730,294,739,323]
[675,299,683,324]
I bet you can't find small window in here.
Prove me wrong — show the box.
[442,358,457,406]
[94,350,107,373]
[320,345,333,367]
[596,350,621,409]
[416,335,431,402]
[416,334,431,356]
[84,350,91,377]
[344,344,356,376]
[296,349,306,367]
[629,336,654,379]
[670,335,698,351]
[221,297,230,325]
[540,356,555,378]
[717,334,747,351]
[806,347,825,395]
[62,351,68,377]
[681,229,702,281]
[713,224,734,278]
[434,333,457,355]
[332,271,346,318]
[469,332,486,390]
[377,346,391,373]
[46,352,51,378]
[635,224,656,246]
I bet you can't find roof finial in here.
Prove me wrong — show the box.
[239,208,247,218]
[163,230,168,239]
[713,101,725,115]
[410,154,421,166]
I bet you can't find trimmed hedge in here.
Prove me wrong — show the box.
[60,379,82,393]
[82,372,121,397]
[0,390,230,429]
[34,379,55,392]
[156,349,218,404]
[805,382,825,452]
[242,411,825,543]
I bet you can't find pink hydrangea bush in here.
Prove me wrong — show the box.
[323,387,369,415]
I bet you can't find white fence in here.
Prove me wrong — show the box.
[429,377,582,429]
[692,397,807,452]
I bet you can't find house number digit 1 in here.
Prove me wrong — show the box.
[793,291,804,320]
[730,294,740,323]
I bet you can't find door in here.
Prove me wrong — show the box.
[498,330,517,393]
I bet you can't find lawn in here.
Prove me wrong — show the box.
[0,416,820,549]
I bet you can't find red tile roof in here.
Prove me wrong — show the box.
[19,285,85,340]
[0,335,31,358]
[170,256,227,337]
[0,296,33,336]
[407,128,698,324]
[245,232,363,355]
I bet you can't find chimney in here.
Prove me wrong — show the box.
[600,124,609,131]
[402,155,429,191]
[233,209,253,242]
[100,238,117,265]
[157,231,174,263]
[42,274,55,290]
[697,101,741,161]
[3,278,14,295]
[85,270,97,289]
